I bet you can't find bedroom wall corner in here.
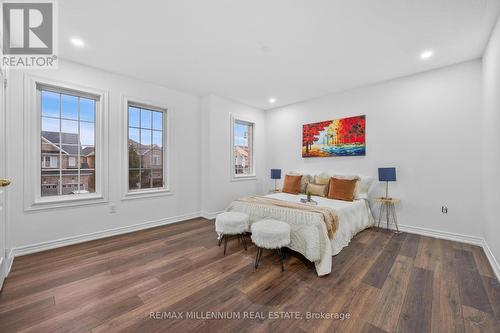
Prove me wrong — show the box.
[482,14,500,272]
[200,95,267,217]
[200,95,212,218]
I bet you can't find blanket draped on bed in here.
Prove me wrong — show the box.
[235,196,339,239]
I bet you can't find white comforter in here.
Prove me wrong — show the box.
[226,193,374,276]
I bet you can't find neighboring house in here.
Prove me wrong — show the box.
[234,145,249,174]
[128,139,163,189]
[41,131,95,196]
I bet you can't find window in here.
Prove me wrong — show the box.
[127,103,166,191]
[40,88,97,197]
[42,155,58,168]
[231,115,255,179]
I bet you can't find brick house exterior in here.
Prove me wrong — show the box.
[41,131,95,196]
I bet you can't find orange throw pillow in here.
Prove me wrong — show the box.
[282,174,302,194]
[327,177,357,201]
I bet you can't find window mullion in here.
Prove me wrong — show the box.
[58,93,62,195]
[77,97,81,193]
[138,109,142,189]
[150,115,153,188]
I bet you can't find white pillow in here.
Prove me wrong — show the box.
[354,176,374,200]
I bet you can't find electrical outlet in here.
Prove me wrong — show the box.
[109,203,117,214]
[441,206,448,214]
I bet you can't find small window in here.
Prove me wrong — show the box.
[127,103,166,191]
[41,155,59,168]
[39,87,97,197]
[231,115,255,178]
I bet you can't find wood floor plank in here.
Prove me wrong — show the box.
[396,267,434,333]
[354,228,378,245]
[363,233,407,288]
[414,235,443,272]
[399,233,420,258]
[329,282,380,332]
[431,261,465,333]
[481,276,500,322]
[369,255,414,332]
[19,278,160,333]
[362,322,390,333]
[0,218,498,333]
[462,305,499,333]
[471,247,495,278]
[0,296,55,332]
[454,249,494,314]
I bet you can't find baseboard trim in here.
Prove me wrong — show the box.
[12,211,202,257]
[0,257,4,291]
[482,240,500,283]
[200,210,224,220]
[6,249,13,275]
[397,224,484,246]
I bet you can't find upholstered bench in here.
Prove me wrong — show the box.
[251,219,291,272]
[215,212,249,255]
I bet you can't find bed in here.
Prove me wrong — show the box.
[226,192,374,276]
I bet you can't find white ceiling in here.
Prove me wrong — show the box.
[59,0,500,110]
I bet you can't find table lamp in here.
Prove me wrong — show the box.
[270,169,281,192]
[378,167,396,199]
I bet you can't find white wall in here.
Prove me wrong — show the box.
[200,95,266,216]
[2,52,493,266]
[266,60,483,237]
[482,17,500,265]
[6,60,201,250]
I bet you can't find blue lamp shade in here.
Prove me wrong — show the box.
[378,167,396,182]
[270,169,282,180]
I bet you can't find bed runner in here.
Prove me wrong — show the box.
[236,196,338,239]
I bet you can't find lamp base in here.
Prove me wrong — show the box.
[385,181,391,199]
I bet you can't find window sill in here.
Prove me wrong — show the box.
[26,194,106,211]
[231,175,257,182]
[122,188,173,200]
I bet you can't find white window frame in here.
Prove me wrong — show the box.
[24,74,109,210]
[230,113,256,181]
[122,95,173,199]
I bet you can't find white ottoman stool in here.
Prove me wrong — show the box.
[251,219,291,272]
[215,212,249,255]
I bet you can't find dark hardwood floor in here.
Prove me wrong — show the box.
[0,218,499,332]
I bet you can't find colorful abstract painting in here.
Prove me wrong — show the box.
[302,115,366,157]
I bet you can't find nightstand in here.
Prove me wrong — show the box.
[375,197,401,233]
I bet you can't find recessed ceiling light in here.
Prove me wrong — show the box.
[70,37,85,48]
[268,97,276,104]
[420,50,433,60]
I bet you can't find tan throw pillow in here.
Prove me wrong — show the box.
[327,177,357,201]
[282,174,302,194]
[287,171,310,193]
[306,183,328,197]
[314,175,330,185]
